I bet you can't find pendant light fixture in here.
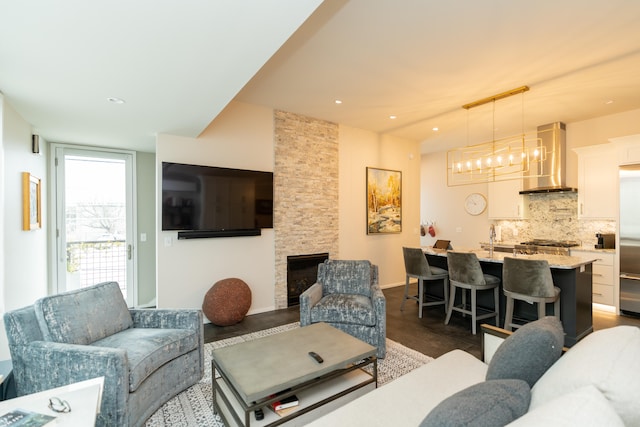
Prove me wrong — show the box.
[447,86,546,186]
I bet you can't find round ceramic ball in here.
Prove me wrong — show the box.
[202,278,252,326]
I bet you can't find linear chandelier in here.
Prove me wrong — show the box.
[447,86,546,186]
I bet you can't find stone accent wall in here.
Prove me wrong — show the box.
[273,111,339,308]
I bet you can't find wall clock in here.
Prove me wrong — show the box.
[464,193,487,216]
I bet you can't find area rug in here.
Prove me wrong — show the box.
[145,322,433,426]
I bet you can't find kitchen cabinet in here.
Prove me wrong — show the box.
[488,179,528,219]
[574,145,617,219]
[571,250,616,307]
[613,135,640,165]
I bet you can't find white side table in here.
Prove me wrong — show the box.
[0,377,104,426]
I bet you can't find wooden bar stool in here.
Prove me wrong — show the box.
[401,247,449,318]
[502,257,561,331]
[445,251,500,335]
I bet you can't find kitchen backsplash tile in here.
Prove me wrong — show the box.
[494,192,616,247]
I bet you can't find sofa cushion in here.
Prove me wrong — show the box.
[92,327,199,392]
[306,349,488,427]
[35,281,133,345]
[509,385,624,426]
[310,294,376,326]
[486,316,564,387]
[420,379,530,427]
[318,260,372,297]
[530,325,640,426]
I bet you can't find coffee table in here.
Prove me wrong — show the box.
[212,322,377,426]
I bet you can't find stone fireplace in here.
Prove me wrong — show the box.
[286,253,329,306]
[273,110,339,308]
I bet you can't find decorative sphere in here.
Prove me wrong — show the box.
[202,278,252,326]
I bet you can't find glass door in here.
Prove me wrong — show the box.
[52,145,136,305]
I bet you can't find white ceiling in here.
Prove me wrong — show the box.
[2,0,640,154]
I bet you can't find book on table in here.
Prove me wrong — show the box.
[267,393,300,416]
[269,394,299,412]
[0,409,55,426]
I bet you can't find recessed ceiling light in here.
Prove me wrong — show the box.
[432,127,439,131]
[107,97,126,104]
[389,115,397,119]
[334,99,342,104]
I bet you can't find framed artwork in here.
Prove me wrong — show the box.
[22,172,42,230]
[366,167,402,234]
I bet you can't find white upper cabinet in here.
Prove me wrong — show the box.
[612,134,640,165]
[488,179,528,219]
[575,145,618,219]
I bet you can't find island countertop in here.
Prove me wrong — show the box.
[477,241,617,255]
[422,246,595,347]
[422,247,598,269]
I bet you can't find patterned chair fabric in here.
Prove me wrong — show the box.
[299,259,386,358]
[3,281,204,427]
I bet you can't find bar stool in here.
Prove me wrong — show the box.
[445,251,500,335]
[401,247,449,318]
[502,257,560,331]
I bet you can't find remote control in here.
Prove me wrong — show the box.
[255,408,264,420]
[308,351,324,363]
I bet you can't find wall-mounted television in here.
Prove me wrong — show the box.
[161,162,273,238]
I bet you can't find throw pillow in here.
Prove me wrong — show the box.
[530,325,640,426]
[486,316,564,387]
[420,379,530,427]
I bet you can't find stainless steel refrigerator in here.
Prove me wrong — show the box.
[620,165,640,314]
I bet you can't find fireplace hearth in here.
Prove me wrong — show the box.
[287,253,329,307]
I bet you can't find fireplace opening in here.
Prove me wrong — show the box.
[287,253,329,307]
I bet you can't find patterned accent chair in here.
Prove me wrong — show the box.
[299,259,386,358]
[3,281,203,427]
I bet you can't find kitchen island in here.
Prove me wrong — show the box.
[423,247,599,347]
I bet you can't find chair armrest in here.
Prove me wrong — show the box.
[371,283,385,302]
[129,309,203,330]
[480,324,512,363]
[371,284,386,328]
[299,283,323,326]
[11,341,128,398]
[129,309,204,381]
[371,284,386,312]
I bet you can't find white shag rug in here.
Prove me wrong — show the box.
[146,323,432,426]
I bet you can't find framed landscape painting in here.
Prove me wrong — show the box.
[22,172,42,231]
[366,167,402,234]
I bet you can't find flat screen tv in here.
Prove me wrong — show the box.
[162,162,273,237]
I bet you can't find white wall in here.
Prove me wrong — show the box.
[156,102,276,316]
[420,150,490,249]
[339,126,422,287]
[0,97,48,359]
[0,96,5,359]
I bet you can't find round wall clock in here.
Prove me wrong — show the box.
[464,193,487,216]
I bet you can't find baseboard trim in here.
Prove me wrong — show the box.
[380,281,405,290]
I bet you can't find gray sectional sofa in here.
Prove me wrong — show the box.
[3,281,204,427]
[308,318,640,426]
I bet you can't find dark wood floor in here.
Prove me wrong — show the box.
[203,285,640,359]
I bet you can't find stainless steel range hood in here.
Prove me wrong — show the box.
[519,122,577,194]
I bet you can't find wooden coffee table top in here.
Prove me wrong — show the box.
[211,322,376,402]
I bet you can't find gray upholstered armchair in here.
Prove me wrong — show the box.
[299,259,386,358]
[3,281,203,427]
